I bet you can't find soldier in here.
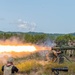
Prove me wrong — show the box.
[46,48,61,62]
[2,57,18,75]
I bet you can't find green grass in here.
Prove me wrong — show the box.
[0,57,75,75]
[16,59,42,73]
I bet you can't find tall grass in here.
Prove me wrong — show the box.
[16,60,75,75]
[16,59,42,73]
[43,62,75,75]
[0,59,75,75]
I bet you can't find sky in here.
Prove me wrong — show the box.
[0,0,75,34]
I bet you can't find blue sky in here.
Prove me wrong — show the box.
[0,0,75,34]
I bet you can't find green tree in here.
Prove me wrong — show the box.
[55,34,75,46]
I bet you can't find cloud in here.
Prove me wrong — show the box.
[15,19,36,31]
[18,24,27,29]
[17,19,28,29]
[28,22,36,31]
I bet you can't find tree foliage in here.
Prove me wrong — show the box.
[1,32,75,47]
[55,34,75,46]
[0,32,54,44]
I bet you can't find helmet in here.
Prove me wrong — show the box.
[7,57,14,63]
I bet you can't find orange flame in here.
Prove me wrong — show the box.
[0,39,51,53]
[0,45,36,52]
[0,40,52,63]
[0,44,51,53]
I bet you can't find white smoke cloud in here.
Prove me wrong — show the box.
[0,53,12,64]
[9,19,36,32]
[17,19,36,31]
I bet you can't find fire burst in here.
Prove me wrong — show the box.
[0,44,51,53]
[0,39,51,53]
[0,45,36,53]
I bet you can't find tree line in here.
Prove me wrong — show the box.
[0,32,75,46]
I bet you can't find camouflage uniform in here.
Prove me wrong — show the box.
[46,50,57,62]
[2,57,18,75]
[3,65,13,75]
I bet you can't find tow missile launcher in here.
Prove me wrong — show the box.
[52,46,75,63]
[52,46,75,50]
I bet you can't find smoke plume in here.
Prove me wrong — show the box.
[10,19,36,32]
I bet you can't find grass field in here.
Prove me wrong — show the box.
[0,51,75,75]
